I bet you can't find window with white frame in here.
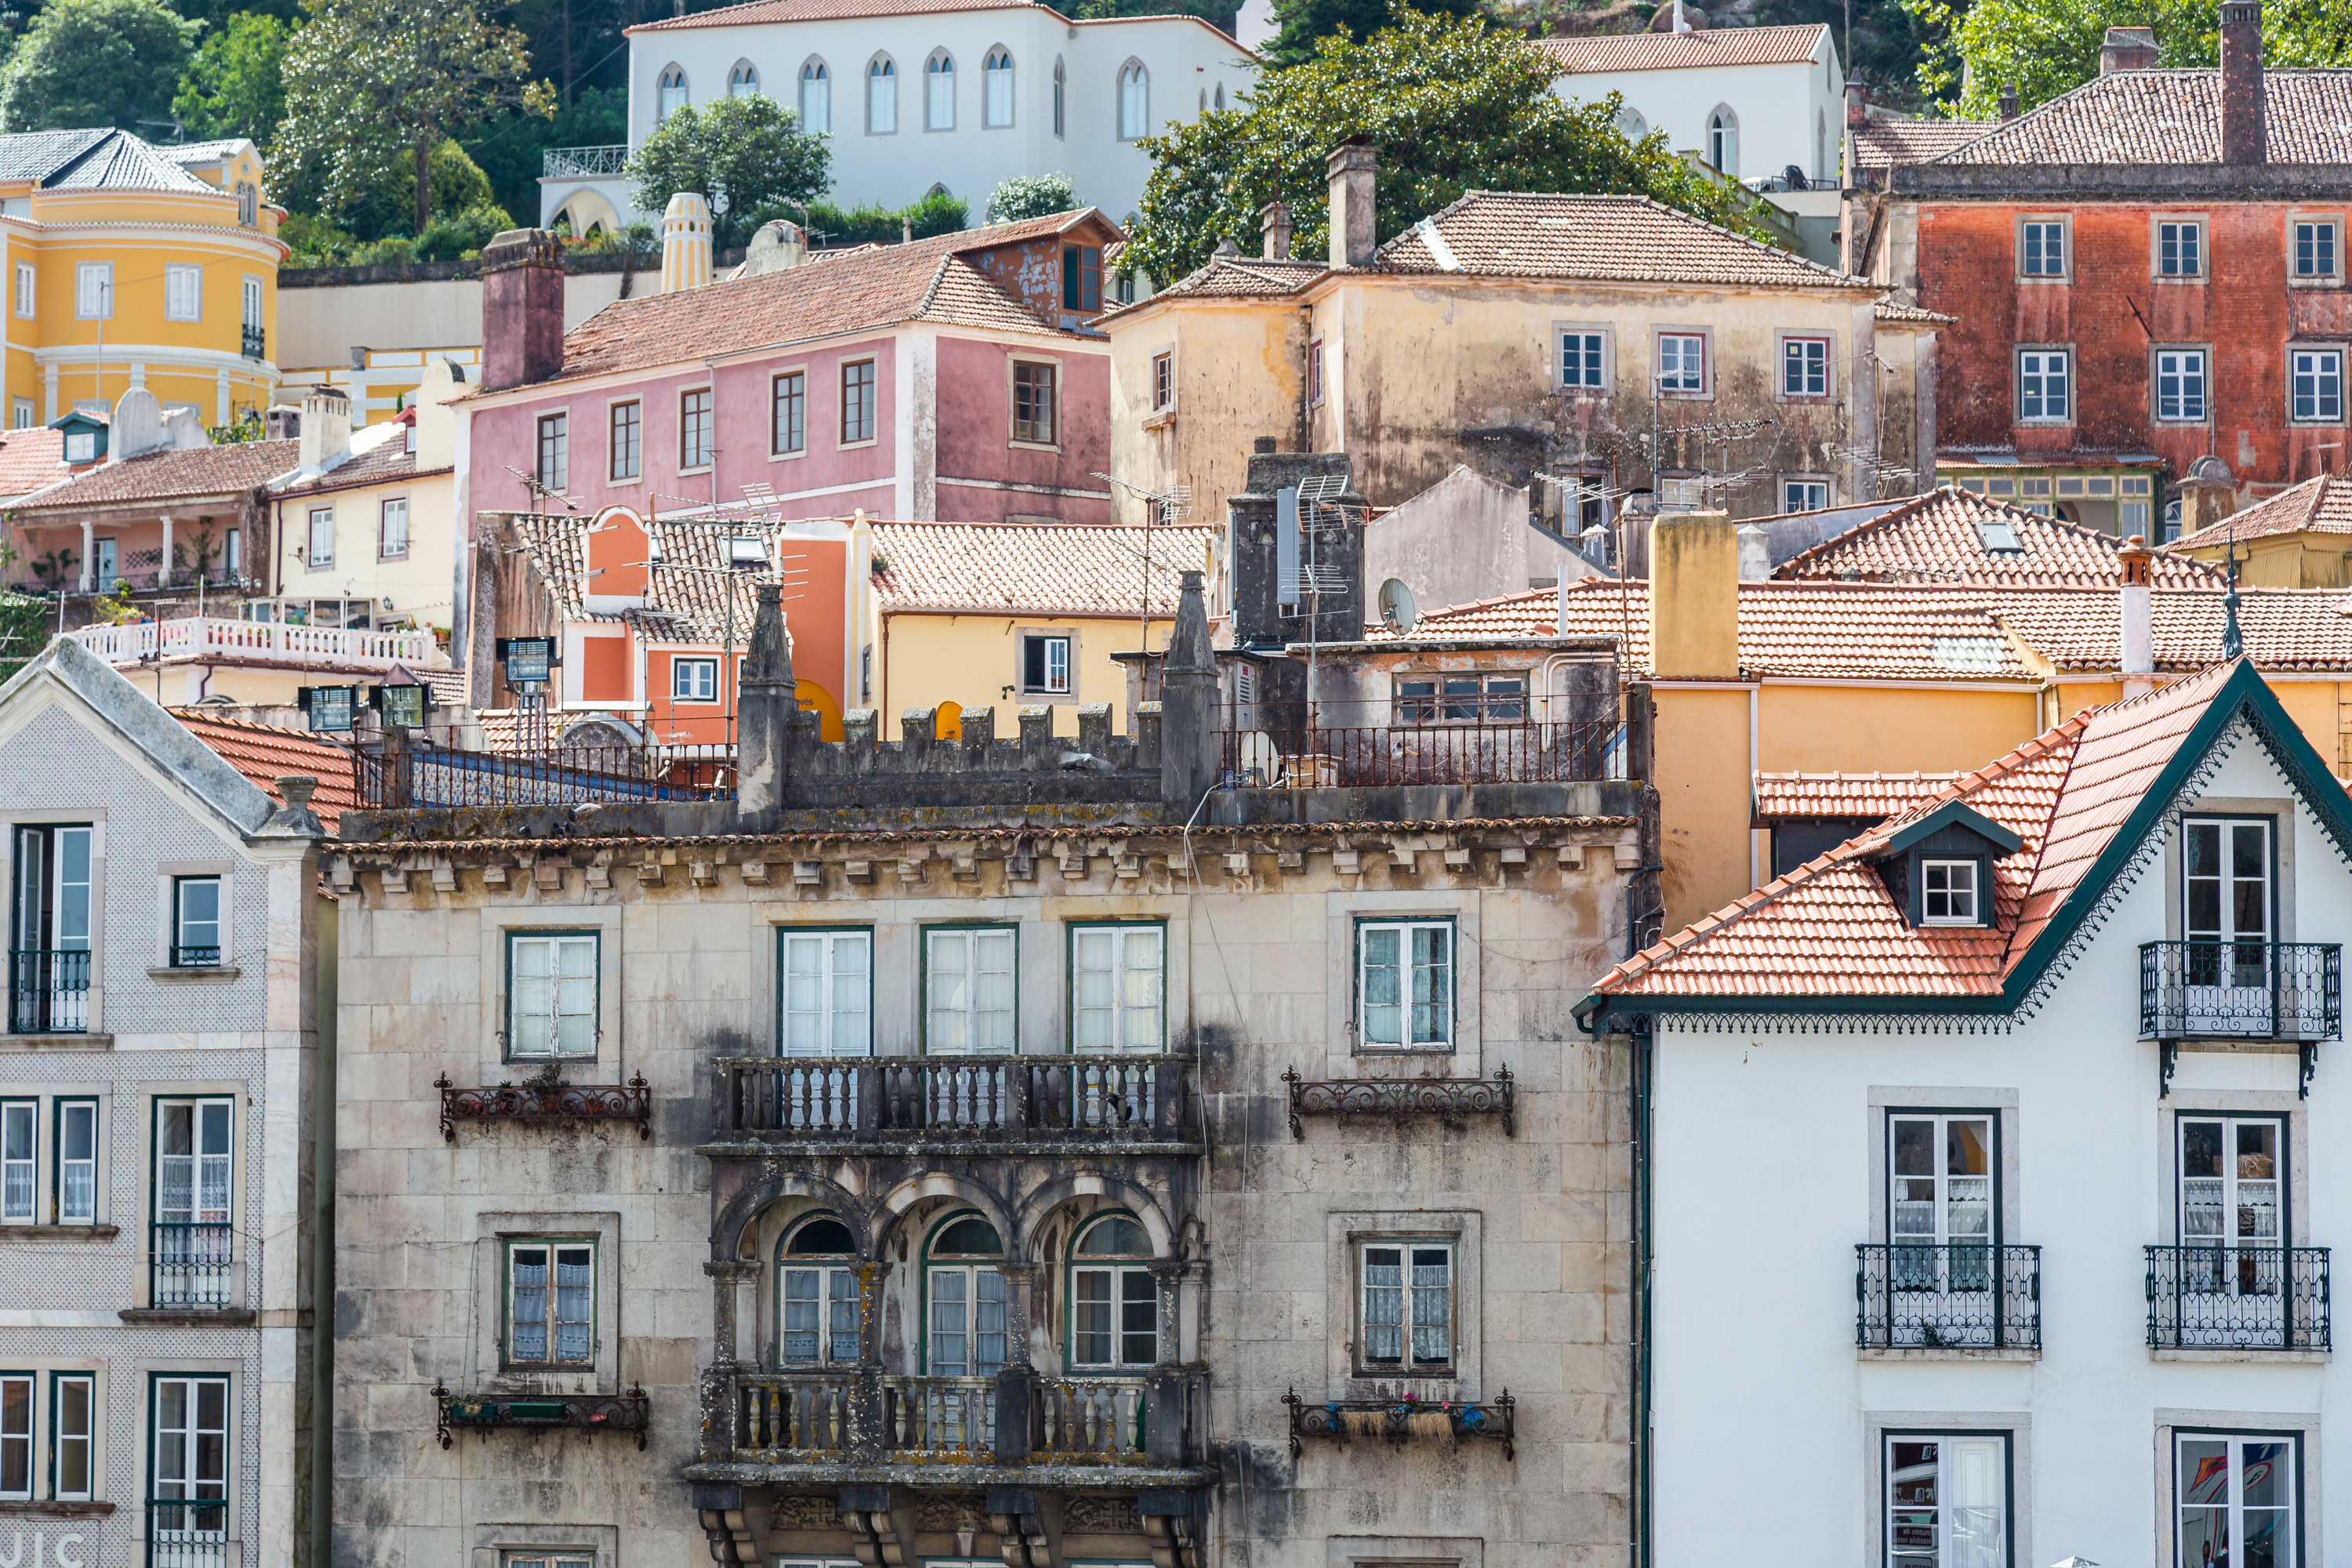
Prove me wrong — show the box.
[2294,219,2339,279]
[925,927,1015,1054]
[926,51,954,129]
[2158,220,2204,277]
[1118,61,1148,139]
[1705,107,1737,176]
[680,388,713,468]
[2156,348,2209,421]
[609,400,641,479]
[1,1371,93,1501]
[868,56,897,133]
[1657,332,1705,392]
[13,261,31,318]
[508,932,597,1058]
[236,181,257,226]
[1358,919,1452,1049]
[535,412,568,492]
[927,1215,1008,1380]
[2018,350,2070,421]
[1,1101,30,1222]
[1781,336,1829,397]
[1921,859,1979,924]
[1886,1433,2009,1568]
[56,1099,95,1226]
[1152,350,1174,410]
[1359,1240,1452,1370]
[1070,1214,1156,1370]
[2020,220,2065,277]
[172,875,221,965]
[771,373,805,455]
[165,263,201,322]
[1021,633,1071,695]
[800,60,831,132]
[658,66,688,120]
[1782,478,1831,514]
[306,506,334,568]
[984,48,1014,126]
[2179,1115,2281,1254]
[673,656,719,702]
[1072,924,1163,1052]
[779,1214,861,1364]
[0,1375,24,1499]
[48,1374,93,1500]
[729,60,759,96]
[841,361,876,443]
[506,1240,593,1365]
[2292,348,2343,421]
[155,1099,230,1259]
[241,276,263,339]
[380,496,409,558]
[2179,1434,2296,1568]
[151,1376,227,1540]
[13,824,92,1033]
[9,400,30,430]
[779,928,871,1056]
[74,262,109,320]
[1559,329,1605,390]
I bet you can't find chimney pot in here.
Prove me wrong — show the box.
[1326,140,1377,269]
[479,228,565,391]
[661,193,715,292]
[298,387,351,469]
[1998,82,2020,120]
[1259,200,1294,261]
[2220,0,2266,165]
[2118,533,2154,688]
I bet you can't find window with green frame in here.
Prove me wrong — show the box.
[54,1098,96,1226]
[778,1214,862,1365]
[924,1212,1007,1376]
[506,1240,594,1366]
[778,927,872,1056]
[1069,1214,1156,1371]
[1,1099,31,1223]
[50,1371,93,1501]
[925,927,1016,1054]
[0,1372,27,1499]
[1356,918,1454,1049]
[508,932,598,1058]
[1069,924,1163,1052]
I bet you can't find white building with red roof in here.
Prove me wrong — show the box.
[1580,656,2352,1568]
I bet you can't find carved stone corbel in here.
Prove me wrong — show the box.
[987,1487,1050,1568]
[840,1486,918,1568]
[695,1485,760,1565]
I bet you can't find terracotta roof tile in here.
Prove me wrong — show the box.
[1774,487,2225,588]
[510,512,775,645]
[2169,474,2352,549]
[1874,296,1955,325]
[1123,255,1327,307]
[272,427,441,497]
[1990,588,2352,672]
[1378,191,1875,290]
[1850,118,1997,169]
[870,519,1217,615]
[12,439,297,513]
[0,426,71,503]
[1932,70,2352,165]
[175,712,358,833]
[1537,24,1828,73]
[1754,770,1955,819]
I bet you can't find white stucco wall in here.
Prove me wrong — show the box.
[1552,45,1843,184]
[1646,727,2352,1565]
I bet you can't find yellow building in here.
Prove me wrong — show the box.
[2169,473,2352,588]
[0,130,282,431]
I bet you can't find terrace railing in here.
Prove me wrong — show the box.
[711,1053,1192,1142]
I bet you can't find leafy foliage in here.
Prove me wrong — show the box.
[1125,5,1765,282]
[0,593,52,685]
[415,201,515,260]
[0,0,198,132]
[626,93,829,249]
[1900,0,2352,114]
[1073,0,1243,45]
[462,82,624,232]
[798,190,970,246]
[988,171,1078,222]
[1264,0,1475,67]
[171,10,288,143]
[1749,0,1940,113]
[274,0,552,238]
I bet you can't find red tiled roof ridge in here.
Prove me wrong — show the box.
[1403,188,1875,289]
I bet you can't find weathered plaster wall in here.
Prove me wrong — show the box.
[878,608,1173,731]
[935,336,1116,523]
[1106,300,1307,532]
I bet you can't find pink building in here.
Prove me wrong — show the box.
[456,212,1124,546]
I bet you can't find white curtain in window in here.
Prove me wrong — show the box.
[985,49,1014,126]
[659,67,688,120]
[869,58,896,132]
[1118,63,1147,139]
[800,60,830,132]
[927,53,954,129]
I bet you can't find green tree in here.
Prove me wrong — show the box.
[274,0,553,238]
[1901,0,2352,115]
[0,0,198,133]
[626,92,829,248]
[1126,5,1761,283]
[1265,0,1475,69]
[462,83,624,232]
[1074,0,1243,45]
[171,11,289,143]
[988,171,1077,221]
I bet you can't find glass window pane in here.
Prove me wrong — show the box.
[512,1247,549,1360]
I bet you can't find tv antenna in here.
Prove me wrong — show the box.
[1294,470,1363,716]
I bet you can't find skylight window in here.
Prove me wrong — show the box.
[1932,636,2006,671]
[1973,517,2024,554]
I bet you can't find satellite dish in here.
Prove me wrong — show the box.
[1378,578,1417,637]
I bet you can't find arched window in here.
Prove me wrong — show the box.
[984,47,1014,127]
[1707,106,1739,176]
[868,56,897,133]
[924,1213,1006,1377]
[1052,57,1065,138]
[1214,82,1224,110]
[1616,106,1646,140]
[235,180,257,226]
[1117,61,1148,140]
[729,60,760,96]
[1198,87,1206,114]
[1070,1214,1156,1371]
[658,65,689,122]
[926,50,955,130]
[777,1214,859,1367]
[797,60,830,133]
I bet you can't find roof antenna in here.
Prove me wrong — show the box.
[2223,510,2243,660]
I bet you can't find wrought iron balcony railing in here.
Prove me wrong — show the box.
[1856,1243,2041,1351]
[1281,1389,1515,1461]
[712,1054,1192,1144]
[240,325,264,361]
[2146,1245,2331,1351]
[2140,941,2341,1041]
[432,1381,651,1449]
[1283,1067,1514,1138]
[169,946,220,968]
[716,1367,1200,1470]
[147,1498,229,1567]
[10,947,89,1033]
[543,143,627,177]
[151,1221,233,1308]
[436,1070,652,1142]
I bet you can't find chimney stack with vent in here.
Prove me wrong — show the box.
[661,193,714,292]
[480,229,565,391]
[298,386,351,470]
[2220,0,2266,165]
[1326,140,1377,269]
[1998,82,2019,120]
[2118,534,2155,698]
[2099,25,2159,72]
[1260,201,1293,261]
[1845,75,1869,129]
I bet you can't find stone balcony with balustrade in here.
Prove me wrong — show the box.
[70,616,442,674]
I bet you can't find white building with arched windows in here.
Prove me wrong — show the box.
[540,0,1257,234]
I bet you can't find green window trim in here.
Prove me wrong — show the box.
[0,1370,30,1501]
[1352,916,1457,1052]
[49,1370,94,1502]
[916,1207,1008,1376]
[775,924,876,1058]
[1065,920,1167,1054]
[500,1236,598,1369]
[169,874,223,966]
[504,930,601,1062]
[0,1097,34,1225]
[53,1097,96,1227]
[1063,1209,1158,1374]
[920,924,1019,1057]
[147,1370,230,1515]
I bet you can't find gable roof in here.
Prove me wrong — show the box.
[1754,770,1955,821]
[1773,487,2225,588]
[0,426,71,504]
[870,518,1218,615]
[1537,24,1828,74]
[1581,659,2321,1021]
[10,438,297,514]
[531,210,1119,387]
[0,128,220,194]
[2169,474,2352,550]
[1850,117,1998,170]
[1929,70,2352,166]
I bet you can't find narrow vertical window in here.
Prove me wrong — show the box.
[1062,246,1102,312]
[1706,107,1737,175]
[52,1373,93,1500]
[151,1376,229,1551]
[779,1215,862,1364]
[56,1099,95,1225]
[840,361,876,444]
[925,1214,1007,1379]
[771,373,805,455]
[867,57,897,133]
[608,401,641,480]
[1118,62,1148,139]
[13,262,31,318]
[984,48,1014,127]
[925,927,1016,1054]
[1012,361,1057,443]
[800,60,831,133]
[14,824,93,1034]
[507,1242,595,1364]
[779,929,872,1056]
[1052,57,1065,138]
[0,1101,30,1221]
[2021,220,2065,277]
[1888,1435,2010,1568]
[658,66,688,120]
[507,932,598,1058]
[74,262,110,320]
[1071,924,1164,1052]
[307,506,334,568]
[926,52,955,129]
[1153,350,1174,409]
[1358,919,1452,1048]
[1308,340,1323,406]
[1070,1214,1156,1370]
[172,876,221,965]
[0,1375,28,1500]
[679,388,713,468]
[379,497,409,558]
[154,1098,232,1307]
[535,412,568,492]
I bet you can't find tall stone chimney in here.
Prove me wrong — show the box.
[1260,201,1294,261]
[2220,0,2265,165]
[1158,571,1218,807]
[2099,25,2158,72]
[1326,140,1377,269]
[662,192,714,292]
[1845,75,1869,129]
[298,386,352,470]
[2118,534,2155,699]
[479,229,565,392]
[1647,512,1740,680]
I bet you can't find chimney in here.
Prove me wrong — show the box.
[1225,447,1363,648]
[1998,82,2019,121]
[661,193,714,292]
[735,583,798,828]
[1260,201,1294,261]
[480,228,565,392]
[1647,511,1740,679]
[1737,522,1771,581]
[298,386,351,470]
[1326,140,1377,269]
[2099,25,2159,73]
[2220,0,2265,165]
[2118,534,2155,697]
[1845,74,1869,129]
[264,405,301,441]
[742,219,808,276]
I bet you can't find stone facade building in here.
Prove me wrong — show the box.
[325,543,1654,1567]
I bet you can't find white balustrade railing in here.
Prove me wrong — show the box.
[70,617,439,670]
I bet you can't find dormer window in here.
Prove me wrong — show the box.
[1922,859,1980,925]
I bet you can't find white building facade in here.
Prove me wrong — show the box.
[543,0,1256,234]
[1581,658,2352,1568]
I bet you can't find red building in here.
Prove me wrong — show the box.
[1848,5,2352,537]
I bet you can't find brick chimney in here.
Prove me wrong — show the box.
[1326,140,1377,269]
[479,229,564,392]
[1845,74,1869,129]
[1260,201,1293,261]
[2099,25,2158,72]
[2220,0,2265,165]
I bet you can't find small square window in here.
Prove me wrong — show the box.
[506,1240,594,1366]
[2158,220,2204,277]
[673,656,719,702]
[1013,361,1057,445]
[1022,633,1071,695]
[173,876,221,966]
[508,933,597,1058]
[1781,336,1829,397]
[1560,330,1605,390]
[1921,859,1979,925]
[2018,350,2071,422]
[2295,220,2339,278]
[1657,332,1706,392]
[1782,478,1830,514]
[1359,1240,1453,1370]
[2020,220,2065,277]
[1359,919,1452,1049]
